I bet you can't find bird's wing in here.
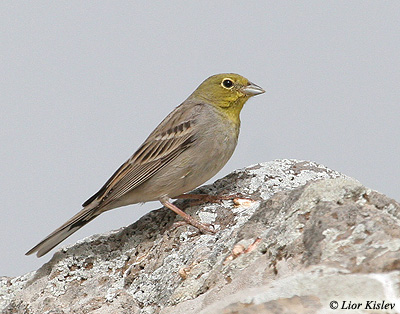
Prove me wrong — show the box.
[82,103,201,209]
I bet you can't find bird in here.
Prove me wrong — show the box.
[26,73,265,257]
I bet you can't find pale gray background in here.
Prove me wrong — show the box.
[1,2,399,276]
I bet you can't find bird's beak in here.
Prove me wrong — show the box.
[241,82,265,96]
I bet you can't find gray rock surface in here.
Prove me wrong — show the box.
[1,159,400,314]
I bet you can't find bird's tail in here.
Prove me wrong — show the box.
[25,206,101,257]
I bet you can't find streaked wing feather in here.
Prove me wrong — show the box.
[99,136,194,208]
[83,113,196,209]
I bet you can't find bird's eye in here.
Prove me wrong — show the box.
[222,79,234,89]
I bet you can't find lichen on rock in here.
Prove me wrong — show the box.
[1,159,399,314]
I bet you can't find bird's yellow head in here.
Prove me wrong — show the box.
[190,73,265,122]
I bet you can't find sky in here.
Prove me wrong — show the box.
[1,2,399,277]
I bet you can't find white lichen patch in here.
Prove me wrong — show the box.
[198,211,217,225]
[233,159,345,201]
[231,201,259,226]
[0,271,35,308]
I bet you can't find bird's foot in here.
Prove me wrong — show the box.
[171,220,216,234]
[161,199,216,234]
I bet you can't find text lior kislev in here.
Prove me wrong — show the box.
[340,300,395,310]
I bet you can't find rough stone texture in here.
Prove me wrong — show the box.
[1,159,400,314]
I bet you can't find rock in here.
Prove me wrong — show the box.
[1,159,400,314]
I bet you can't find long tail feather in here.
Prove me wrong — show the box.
[25,207,100,257]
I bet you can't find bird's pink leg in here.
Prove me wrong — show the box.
[160,198,216,234]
